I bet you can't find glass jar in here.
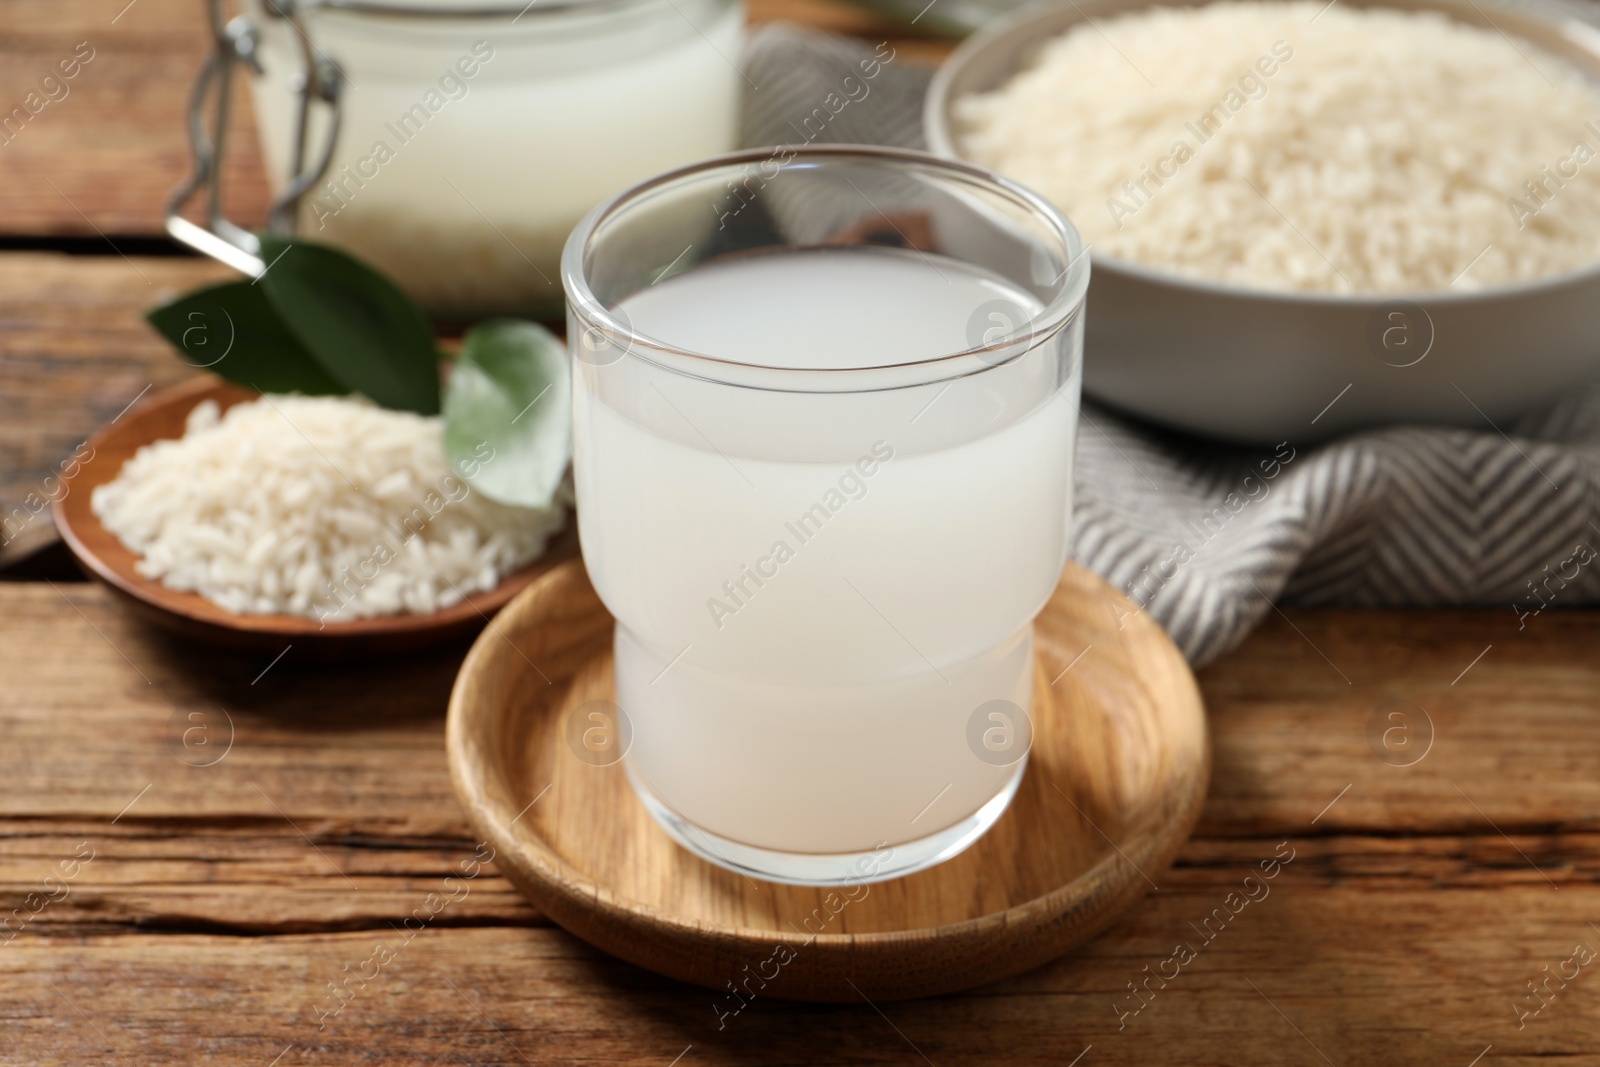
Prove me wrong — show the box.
[172,0,744,316]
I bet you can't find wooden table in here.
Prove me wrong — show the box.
[3,2,1598,1063]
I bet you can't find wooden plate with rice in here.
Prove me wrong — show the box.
[52,376,575,659]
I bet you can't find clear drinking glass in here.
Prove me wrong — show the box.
[562,146,1089,885]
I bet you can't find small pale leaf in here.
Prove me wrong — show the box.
[443,319,572,508]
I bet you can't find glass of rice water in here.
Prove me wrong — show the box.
[562,146,1089,885]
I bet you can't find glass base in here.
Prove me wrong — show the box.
[627,759,1027,887]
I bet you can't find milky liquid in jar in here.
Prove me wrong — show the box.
[247,0,743,313]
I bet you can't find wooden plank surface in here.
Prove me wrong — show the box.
[5,0,1597,1062]
[0,255,219,565]
[0,0,272,237]
[2,583,1597,1062]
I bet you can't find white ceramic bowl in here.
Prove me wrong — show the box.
[925,0,1600,443]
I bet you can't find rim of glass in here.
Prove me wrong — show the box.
[561,145,1091,390]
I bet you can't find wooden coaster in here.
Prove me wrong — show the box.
[447,558,1209,1002]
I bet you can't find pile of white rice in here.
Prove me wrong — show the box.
[954,1,1600,292]
[91,396,565,621]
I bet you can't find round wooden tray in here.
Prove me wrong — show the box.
[447,558,1209,1001]
[53,376,573,658]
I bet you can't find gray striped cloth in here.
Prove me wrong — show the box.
[741,24,1600,665]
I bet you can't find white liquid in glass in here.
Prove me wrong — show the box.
[574,247,1075,855]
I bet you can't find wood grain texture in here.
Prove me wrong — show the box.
[2,583,1599,1060]
[0,0,272,237]
[0,254,227,566]
[447,559,1209,1001]
[52,376,578,657]
[3,882,1600,1063]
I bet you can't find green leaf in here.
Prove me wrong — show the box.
[146,281,347,396]
[256,233,441,415]
[443,320,571,509]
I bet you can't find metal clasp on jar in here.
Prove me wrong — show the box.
[165,0,344,276]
